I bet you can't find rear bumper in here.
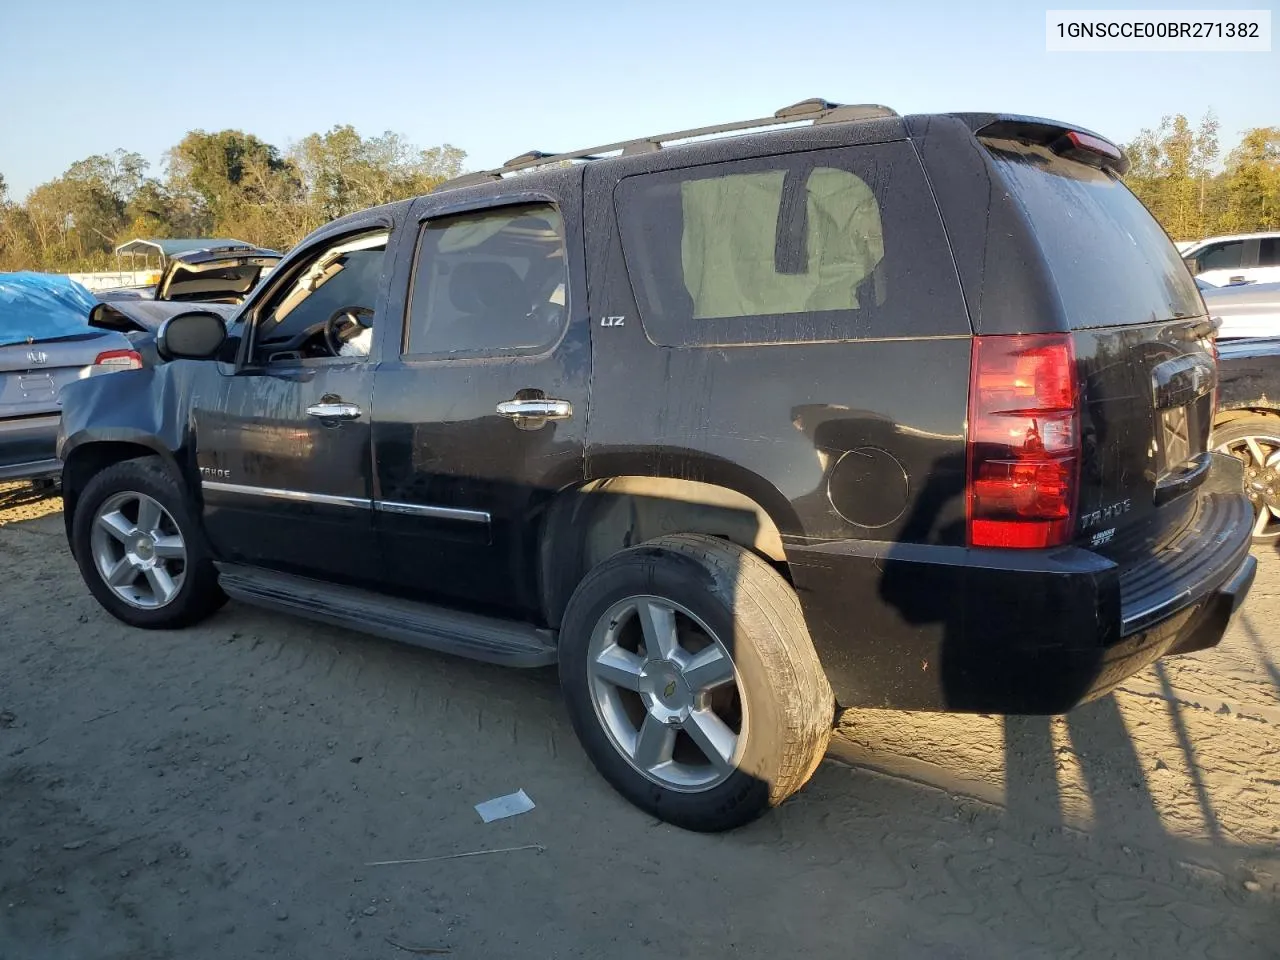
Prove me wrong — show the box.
[0,415,61,481]
[787,454,1255,714]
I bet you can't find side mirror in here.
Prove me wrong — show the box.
[156,311,228,361]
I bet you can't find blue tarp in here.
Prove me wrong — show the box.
[0,272,99,347]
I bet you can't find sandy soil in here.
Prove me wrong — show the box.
[0,480,1277,959]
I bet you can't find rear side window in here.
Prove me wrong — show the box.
[1258,237,1280,267]
[405,203,567,357]
[615,143,967,346]
[983,139,1203,327]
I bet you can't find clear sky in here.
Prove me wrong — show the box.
[0,0,1275,198]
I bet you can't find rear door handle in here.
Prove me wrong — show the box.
[306,401,362,421]
[496,399,573,420]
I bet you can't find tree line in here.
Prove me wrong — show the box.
[0,127,464,272]
[1,113,1277,274]
[1124,112,1280,241]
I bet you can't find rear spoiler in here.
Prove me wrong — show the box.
[89,300,238,335]
[948,113,1129,175]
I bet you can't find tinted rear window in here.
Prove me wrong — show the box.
[983,139,1203,327]
[615,142,968,346]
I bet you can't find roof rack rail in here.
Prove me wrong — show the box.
[439,98,898,190]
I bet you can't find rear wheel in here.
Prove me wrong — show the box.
[558,534,833,831]
[72,457,225,628]
[1213,413,1280,543]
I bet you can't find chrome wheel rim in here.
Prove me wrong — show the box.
[90,492,187,608]
[1216,433,1280,540]
[586,595,746,792]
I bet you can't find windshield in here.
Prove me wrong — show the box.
[983,138,1204,328]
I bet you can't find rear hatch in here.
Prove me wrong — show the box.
[981,133,1215,563]
[158,251,279,304]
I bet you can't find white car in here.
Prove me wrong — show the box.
[1180,232,1280,287]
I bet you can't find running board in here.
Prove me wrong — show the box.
[215,563,558,668]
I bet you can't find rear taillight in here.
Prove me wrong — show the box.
[93,349,143,371]
[966,334,1080,549]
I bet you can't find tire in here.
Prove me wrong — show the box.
[1213,413,1280,543]
[558,534,833,831]
[72,456,226,629]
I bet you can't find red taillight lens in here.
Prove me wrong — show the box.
[93,349,143,371]
[967,334,1080,549]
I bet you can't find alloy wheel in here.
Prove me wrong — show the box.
[1216,433,1280,540]
[89,492,188,608]
[586,595,746,792]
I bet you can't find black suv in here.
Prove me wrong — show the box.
[58,99,1257,831]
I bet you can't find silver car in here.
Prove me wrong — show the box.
[1201,280,1280,340]
[1,275,139,482]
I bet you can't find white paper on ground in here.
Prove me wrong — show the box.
[474,789,535,823]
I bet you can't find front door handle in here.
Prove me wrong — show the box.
[307,401,362,421]
[496,398,573,421]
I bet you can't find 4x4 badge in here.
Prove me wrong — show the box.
[600,315,625,327]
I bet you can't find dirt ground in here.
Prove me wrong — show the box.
[1,481,1277,959]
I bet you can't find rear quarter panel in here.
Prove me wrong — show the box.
[582,129,974,546]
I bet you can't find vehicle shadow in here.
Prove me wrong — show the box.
[860,433,1272,857]
[1238,610,1280,696]
[0,479,60,512]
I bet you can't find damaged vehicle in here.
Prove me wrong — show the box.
[58,100,1257,831]
[99,240,280,306]
[0,273,141,482]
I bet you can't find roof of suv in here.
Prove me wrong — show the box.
[439,98,900,190]
[432,99,1127,197]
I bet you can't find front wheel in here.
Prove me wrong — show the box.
[558,534,833,831]
[72,456,225,628]
[1213,414,1280,543]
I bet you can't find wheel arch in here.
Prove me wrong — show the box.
[60,435,186,552]
[537,472,796,630]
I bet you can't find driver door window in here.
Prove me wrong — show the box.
[251,232,388,363]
